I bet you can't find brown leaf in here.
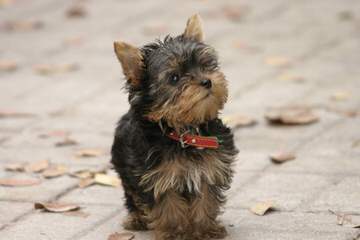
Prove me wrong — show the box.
[25,159,50,173]
[0,110,35,118]
[265,56,291,67]
[34,202,80,213]
[2,20,44,31]
[0,178,41,187]
[222,114,257,129]
[4,163,25,172]
[265,106,319,125]
[66,5,87,18]
[55,137,78,147]
[94,173,121,187]
[0,60,18,72]
[38,130,69,139]
[250,201,275,216]
[78,178,95,188]
[75,148,103,158]
[33,63,79,75]
[270,151,296,164]
[42,165,68,178]
[108,232,135,240]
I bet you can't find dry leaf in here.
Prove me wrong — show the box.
[250,201,275,216]
[33,63,79,75]
[4,163,25,172]
[55,137,78,147]
[66,5,87,18]
[78,178,95,188]
[0,178,41,187]
[75,148,103,158]
[0,110,35,118]
[265,106,319,125]
[25,159,49,173]
[328,209,353,226]
[2,20,43,31]
[330,91,350,101]
[94,173,121,187]
[38,130,69,139]
[222,114,257,129]
[265,56,291,67]
[270,151,296,164]
[277,73,304,82]
[34,202,80,213]
[0,60,18,72]
[42,165,68,178]
[108,232,135,240]
[71,170,94,179]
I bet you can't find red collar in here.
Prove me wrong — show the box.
[167,130,219,149]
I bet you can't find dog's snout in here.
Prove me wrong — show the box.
[200,79,212,89]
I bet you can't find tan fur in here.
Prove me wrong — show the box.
[184,14,204,42]
[146,71,228,131]
[114,41,143,88]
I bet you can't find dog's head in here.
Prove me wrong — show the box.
[114,14,228,130]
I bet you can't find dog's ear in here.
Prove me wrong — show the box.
[183,14,204,42]
[114,41,143,88]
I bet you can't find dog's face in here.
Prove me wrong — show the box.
[114,14,228,130]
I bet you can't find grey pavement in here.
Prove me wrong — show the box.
[0,0,360,239]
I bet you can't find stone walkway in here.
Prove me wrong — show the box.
[1,0,360,239]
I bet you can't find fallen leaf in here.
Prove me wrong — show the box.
[75,148,103,158]
[33,63,79,75]
[78,178,95,188]
[222,114,257,129]
[330,91,350,101]
[38,130,69,139]
[265,106,319,125]
[0,110,35,118]
[328,209,353,226]
[2,20,44,31]
[34,202,80,213]
[277,72,304,83]
[270,151,296,164]
[0,178,41,187]
[63,210,90,218]
[94,173,121,187]
[42,165,68,178]
[25,159,50,173]
[71,170,94,179]
[4,163,25,172]
[55,137,78,147]
[0,60,18,72]
[66,5,87,18]
[108,232,135,240]
[265,56,291,67]
[250,201,275,216]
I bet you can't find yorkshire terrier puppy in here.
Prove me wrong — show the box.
[111,14,238,240]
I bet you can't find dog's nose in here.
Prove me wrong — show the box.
[200,79,212,89]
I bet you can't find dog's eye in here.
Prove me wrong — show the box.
[169,74,180,84]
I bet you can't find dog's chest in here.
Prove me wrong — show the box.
[140,149,232,199]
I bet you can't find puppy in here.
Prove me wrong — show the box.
[111,14,238,240]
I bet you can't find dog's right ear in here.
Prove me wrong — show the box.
[114,41,143,88]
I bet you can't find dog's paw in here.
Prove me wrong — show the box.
[207,224,227,239]
[122,213,148,231]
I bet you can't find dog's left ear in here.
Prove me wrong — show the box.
[183,14,204,42]
[114,41,143,89]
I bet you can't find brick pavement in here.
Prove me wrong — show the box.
[1,0,360,239]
